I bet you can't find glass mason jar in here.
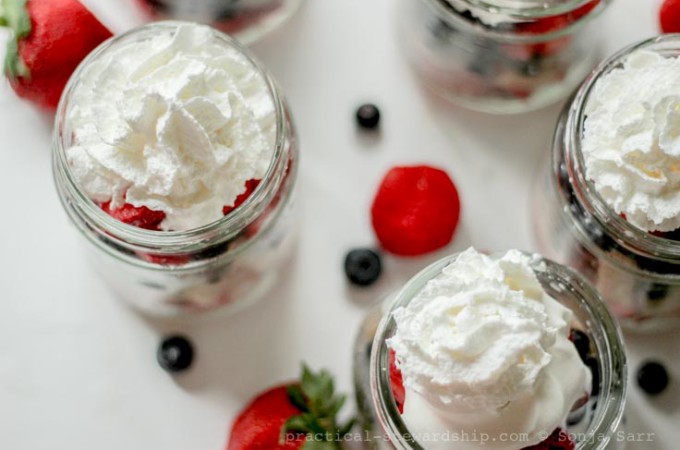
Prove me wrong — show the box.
[396,0,610,113]
[353,251,627,450]
[53,23,299,317]
[135,0,304,44]
[533,35,680,331]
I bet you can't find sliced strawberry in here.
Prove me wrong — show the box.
[522,428,575,450]
[227,365,354,450]
[140,253,191,266]
[2,0,113,110]
[101,201,166,231]
[223,179,261,216]
[371,165,460,256]
[389,350,406,414]
[661,0,680,33]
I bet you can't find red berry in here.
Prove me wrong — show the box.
[227,366,352,450]
[4,0,113,110]
[661,0,680,33]
[101,201,166,231]
[371,165,460,256]
[140,253,191,266]
[223,179,261,215]
[522,428,575,450]
[515,0,599,56]
[228,385,305,450]
[389,350,406,414]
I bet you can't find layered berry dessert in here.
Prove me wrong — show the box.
[533,36,680,329]
[397,0,608,113]
[353,248,626,450]
[388,249,590,449]
[53,22,298,314]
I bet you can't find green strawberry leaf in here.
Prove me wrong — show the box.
[281,364,357,450]
[287,384,309,412]
[2,0,31,78]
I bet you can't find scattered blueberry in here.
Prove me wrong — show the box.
[637,361,669,395]
[586,356,600,396]
[345,248,382,287]
[570,329,590,363]
[157,335,194,373]
[356,104,381,130]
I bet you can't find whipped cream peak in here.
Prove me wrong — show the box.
[583,49,680,232]
[65,24,276,231]
[387,248,590,450]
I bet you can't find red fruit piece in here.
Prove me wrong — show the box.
[228,385,305,450]
[661,0,680,33]
[227,365,354,450]
[101,201,166,231]
[516,0,599,56]
[2,0,113,110]
[223,179,261,216]
[371,165,460,256]
[389,350,406,414]
[141,253,191,266]
[522,428,575,450]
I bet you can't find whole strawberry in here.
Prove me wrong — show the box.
[228,365,355,450]
[371,165,460,256]
[1,0,112,110]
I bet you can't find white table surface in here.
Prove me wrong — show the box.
[1,0,678,448]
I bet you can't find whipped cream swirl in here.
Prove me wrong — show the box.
[583,50,680,232]
[388,248,590,450]
[65,24,276,231]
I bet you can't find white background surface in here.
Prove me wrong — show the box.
[1,0,679,448]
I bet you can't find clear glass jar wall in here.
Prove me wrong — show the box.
[135,0,304,44]
[396,0,610,113]
[53,23,299,317]
[354,252,627,450]
[533,35,680,331]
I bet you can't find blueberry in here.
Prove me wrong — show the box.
[192,240,231,261]
[157,335,194,373]
[143,0,169,13]
[637,361,669,395]
[356,104,381,130]
[646,283,669,302]
[570,329,591,363]
[345,249,382,287]
[586,357,600,396]
[431,19,456,42]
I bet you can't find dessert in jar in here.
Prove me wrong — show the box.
[533,35,680,330]
[53,22,298,316]
[354,248,626,450]
[135,0,304,45]
[396,0,610,113]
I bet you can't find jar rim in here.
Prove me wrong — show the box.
[369,250,627,450]
[421,0,608,41]
[566,34,680,261]
[53,21,289,249]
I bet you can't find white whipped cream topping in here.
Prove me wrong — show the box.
[583,50,680,232]
[65,24,276,231]
[388,248,590,450]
